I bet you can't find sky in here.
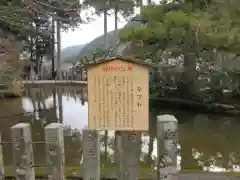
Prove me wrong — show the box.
[60,0,162,49]
[61,14,128,49]
[61,4,143,49]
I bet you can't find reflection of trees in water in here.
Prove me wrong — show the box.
[178,113,240,171]
[57,88,63,123]
[24,86,87,165]
[55,86,88,105]
[1,87,240,170]
[26,87,57,122]
[26,86,88,122]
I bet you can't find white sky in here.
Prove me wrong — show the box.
[61,14,128,49]
[61,0,161,49]
[60,1,147,49]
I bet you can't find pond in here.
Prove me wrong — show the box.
[0,86,240,172]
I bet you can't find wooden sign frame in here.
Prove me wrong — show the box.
[86,56,151,131]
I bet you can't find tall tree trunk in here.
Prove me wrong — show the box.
[114,5,118,39]
[139,0,143,12]
[56,20,62,80]
[104,9,108,50]
[114,5,119,166]
[36,23,40,76]
[181,30,198,98]
[182,53,198,98]
[103,8,108,166]
[139,0,144,28]
[51,17,55,80]
[57,87,63,123]
[36,45,40,76]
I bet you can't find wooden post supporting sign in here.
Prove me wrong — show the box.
[119,132,141,180]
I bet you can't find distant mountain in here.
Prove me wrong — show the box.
[61,44,85,62]
[66,16,142,63]
[41,44,85,73]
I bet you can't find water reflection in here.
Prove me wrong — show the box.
[22,95,88,129]
[0,86,240,172]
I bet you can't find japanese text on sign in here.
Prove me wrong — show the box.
[87,59,149,130]
[136,86,143,108]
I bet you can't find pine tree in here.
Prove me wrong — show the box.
[119,0,240,97]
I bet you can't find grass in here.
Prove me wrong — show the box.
[3,166,240,177]
[4,166,82,176]
[179,169,240,177]
[4,166,154,177]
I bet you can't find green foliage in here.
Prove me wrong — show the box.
[120,7,199,59]
[119,0,240,58]
[82,0,136,18]
[0,0,87,81]
[0,0,84,41]
[118,0,240,98]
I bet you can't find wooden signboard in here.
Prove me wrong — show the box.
[87,57,149,131]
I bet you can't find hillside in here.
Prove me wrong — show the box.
[61,44,85,62]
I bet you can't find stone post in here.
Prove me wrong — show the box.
[119,132,141,180]
[157,115,178,180]
[0,133,4,180]
[11,123,35,180]
[44,123,65,180]
[82,128,100,180]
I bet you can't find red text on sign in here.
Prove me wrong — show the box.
[103,65,134,72]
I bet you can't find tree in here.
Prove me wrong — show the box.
[82,0,137,18]
[119,0,240,98]
[0,0,84,77]
[82,0,139,56]
[0,38,25,95]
